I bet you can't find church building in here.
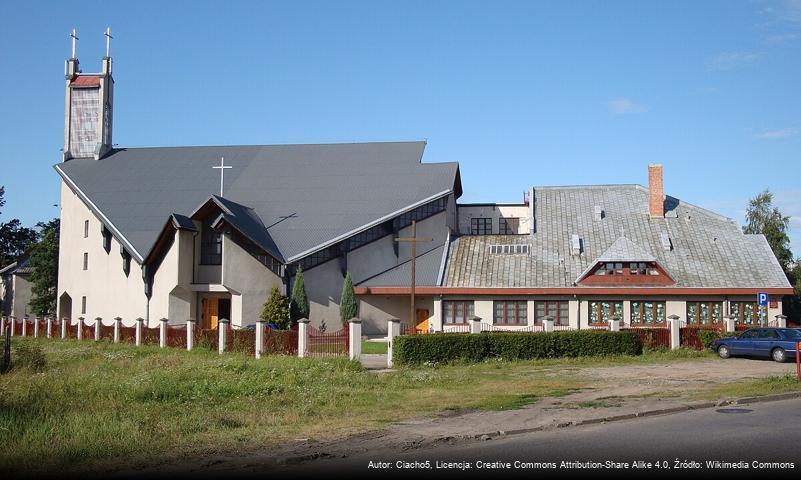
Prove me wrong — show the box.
[54,38,793,336]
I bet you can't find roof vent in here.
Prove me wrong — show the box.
[571,234,582,256]
[660,232,672,251]
[593,205,604,221]
[489,244,530,255]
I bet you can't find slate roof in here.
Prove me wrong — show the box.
[443,185,791,289]
[356,243,446,287]
[55,141,459,263]
[596,236,656,263]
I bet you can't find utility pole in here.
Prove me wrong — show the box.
[395,221,432,333]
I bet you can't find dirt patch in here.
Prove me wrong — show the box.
[116,356,797,476]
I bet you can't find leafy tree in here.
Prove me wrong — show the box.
[743,190,793,271]
[339,272,357,323]
[260,286,290,329]
[0,186,4,215]
[29,219,60,317]
[289,265,310,322]
[0,219,37,267]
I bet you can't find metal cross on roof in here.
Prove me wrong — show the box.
[104,27,113,57]
[395,220,433,331]
[212,157,232,196]
[70,29,79,59]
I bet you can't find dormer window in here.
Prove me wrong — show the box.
[101,225,112,253]
[580,260,674,286]
[121,247,131,277]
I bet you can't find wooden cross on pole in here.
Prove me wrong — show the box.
[212,157,232,196]
[394,220,432,333]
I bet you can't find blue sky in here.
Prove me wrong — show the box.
[1,0,800,253]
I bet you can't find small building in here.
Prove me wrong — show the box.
[355,166,794,331]
[1,258,34,319]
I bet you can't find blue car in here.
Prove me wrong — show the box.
[712,328,801,362]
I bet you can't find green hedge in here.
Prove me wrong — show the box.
[393,331,642,365]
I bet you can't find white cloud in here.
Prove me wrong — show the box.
[756,127,801,139]
[708,51,760,71]
[783,0,801,24]
[766,32,800,43]
[606,98,648,114]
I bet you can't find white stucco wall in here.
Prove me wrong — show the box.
[305,210,450,331]
[358,295,434,335]
[221,233,283,327]
[57,182,149,326]
[457,204,530,235]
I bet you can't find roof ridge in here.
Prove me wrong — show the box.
[105,140,427,151]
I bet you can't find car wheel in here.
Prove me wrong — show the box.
[718,345,730,359]
[772,348,787,363]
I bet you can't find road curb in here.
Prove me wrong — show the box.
[277,391,801,466]
[470,391,801,441]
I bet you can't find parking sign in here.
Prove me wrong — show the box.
[757,292,769,306]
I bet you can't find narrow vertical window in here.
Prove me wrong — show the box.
[83,252,88,270]
[81,296,87,314]
[84,220,89,238]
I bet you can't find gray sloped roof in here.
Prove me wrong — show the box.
[356,243,446,287]
[597,236,656,262]
[443,185,791,289]
[55,141,459,263]
[0,258,32,276]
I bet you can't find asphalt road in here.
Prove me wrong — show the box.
[281,397,801,477]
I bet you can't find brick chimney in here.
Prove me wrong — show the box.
[648,164,664,218]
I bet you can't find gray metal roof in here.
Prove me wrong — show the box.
[55,141,459,263]
[356,243,446,287]
[443,185,791,289]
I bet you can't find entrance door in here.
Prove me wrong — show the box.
[415,309,429,334]
[202,298,219,330]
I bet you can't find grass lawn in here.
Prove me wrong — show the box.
[691,374,801,400]
[361,340,388,355]
[0,339,725,475]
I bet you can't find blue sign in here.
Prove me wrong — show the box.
[757,292,769,306]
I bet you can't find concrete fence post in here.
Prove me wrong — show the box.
[77,317,84,340]
[61,317,67,339]
[218,318,229,355]
[255,320,266,359]
[113,317,122,343]
[297,318,309,358]
[135,317,144,346]
[609,315,621,332]
[348,319,362,361]
[775,314,788,329]
[668,314,681,350]
[186,319,195,351]
[0,317,5,335]
[34,317,40,338]
[94,317,102,341]
[46,317,52,338]
[22,315,28,337]
[10,317,16,337]
[543,316,555,333]
[724,315,736,333]
[387,318,400,368]
[159,318,168,348]
[469,316,482,334]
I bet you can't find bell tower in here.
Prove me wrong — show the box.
[62,28,114,161]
